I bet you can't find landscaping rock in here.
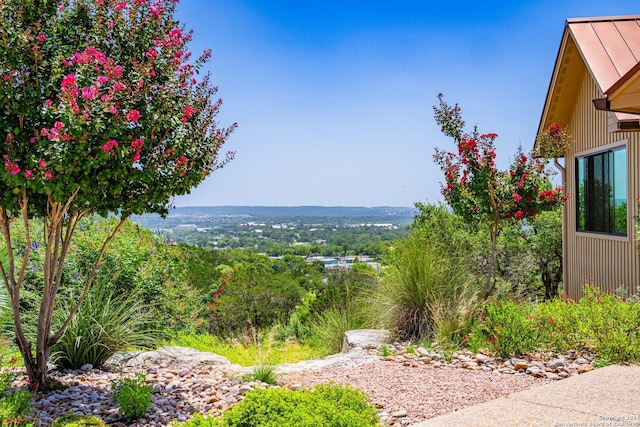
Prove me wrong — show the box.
[578,364,595,374]
[105,346,233,370]
[342,329,391,353]
[24,341,601,426]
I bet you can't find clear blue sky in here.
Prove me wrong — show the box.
[173,1,638,208]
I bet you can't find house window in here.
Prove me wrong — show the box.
[576,146,627,235]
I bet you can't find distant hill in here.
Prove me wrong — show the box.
[166,205,417,218]
[131,205,419,230]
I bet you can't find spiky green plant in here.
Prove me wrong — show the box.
[51,281,160,369]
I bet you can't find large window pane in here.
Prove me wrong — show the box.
[575,146,626,235]
[577,158,585,230]
[613,147,627,234]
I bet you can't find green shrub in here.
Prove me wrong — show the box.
[171,413,221,426]
[52,282,160,369]
[111,373,152,420]
[572,286,640,362]
[52,413,106,426]
[0,388,35,427]
[208,261,306,338]
[468,300,539,358]
[466,285,640,363]
[218,383,379,427]
[372,235,481,343]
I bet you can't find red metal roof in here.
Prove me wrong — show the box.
[537,15,640,139]
[568,16,640,93]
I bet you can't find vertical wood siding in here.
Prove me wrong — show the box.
[564,70,640,298]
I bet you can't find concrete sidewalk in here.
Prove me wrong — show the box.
[411,364,640,427]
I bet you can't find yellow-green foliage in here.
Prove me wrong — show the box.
[52,413,107,426]
[171,413,221,426]
[173,384,379,427]
[170,333,323,366]
[219,384,379,427]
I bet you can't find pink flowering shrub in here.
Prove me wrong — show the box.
[0,0,235,388]
[433,95,565,294]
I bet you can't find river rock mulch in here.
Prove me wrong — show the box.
[13,344,598,426]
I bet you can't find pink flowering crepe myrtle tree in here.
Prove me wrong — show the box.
[0,0,235,388]
[433,95,565,296]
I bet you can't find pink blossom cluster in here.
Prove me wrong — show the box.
[131,139,144,162]
[101,139,119,154]
[3,156,52,180]
[40,121,68,142]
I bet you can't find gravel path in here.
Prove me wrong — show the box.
[279,359,551,425]
[28,344,592,426]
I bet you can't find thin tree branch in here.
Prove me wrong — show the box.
[16,190,32,290]
[49,217,128,346]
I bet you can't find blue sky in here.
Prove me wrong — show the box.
[173,1,639,207]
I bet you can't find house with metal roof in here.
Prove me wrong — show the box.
[535,15,640,298]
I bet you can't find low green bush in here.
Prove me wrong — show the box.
[468,299,539,358]
[0,354,35,427]
[111,373,152,420]
[52,413,106,426]
[218,383,379,427]
[0,388,35,427]
[170,413,221,426]
[468,285,640,363]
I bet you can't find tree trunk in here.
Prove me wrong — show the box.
[485,223,498,298]
[1,192,126,390]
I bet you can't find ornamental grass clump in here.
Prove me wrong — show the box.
[372,234,482,345]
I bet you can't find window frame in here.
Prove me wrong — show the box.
[575,142,628,236]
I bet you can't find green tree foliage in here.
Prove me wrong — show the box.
[432,95,564,295]
[0,0,234,387]
[208,253,309,337]
[411,202,563,301]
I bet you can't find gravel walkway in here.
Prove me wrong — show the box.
[25,344,594,426]
[279,359,551,426]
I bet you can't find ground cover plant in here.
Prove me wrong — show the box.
[190,383,380,427]
[467,284,640,363]
[51,413,106,426]
[170,333,323,366]
[0,355,34,427]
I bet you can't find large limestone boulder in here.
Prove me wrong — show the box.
[342,329,390,353]
[105,346,232,369]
